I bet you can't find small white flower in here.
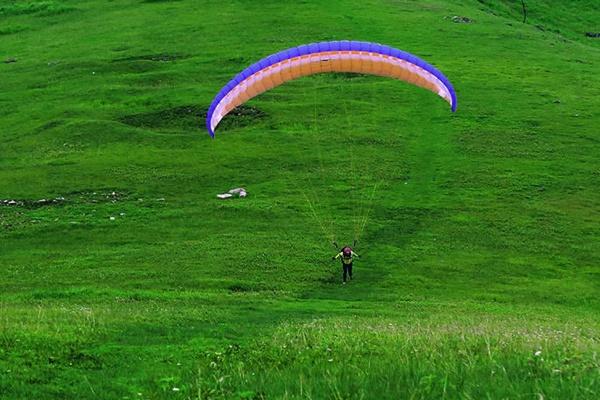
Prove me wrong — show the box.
[328,358,333,362]
[109,216,116,221]
[172,387,180,392]
[534,350,542,357]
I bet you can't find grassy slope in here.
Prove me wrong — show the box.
[1,0,599,398]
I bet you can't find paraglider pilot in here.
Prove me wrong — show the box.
[332,246,359,284]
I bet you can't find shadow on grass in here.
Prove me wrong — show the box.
[118,105,266,132]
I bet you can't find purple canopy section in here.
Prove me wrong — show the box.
[206,40,457,137]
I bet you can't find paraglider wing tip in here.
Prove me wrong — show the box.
[206,123,216,138]
[450,90,458,112]
[206,107,216,137]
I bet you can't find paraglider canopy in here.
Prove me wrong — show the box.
[206,40,457,137]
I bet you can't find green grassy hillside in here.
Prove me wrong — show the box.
[1,0,599,398]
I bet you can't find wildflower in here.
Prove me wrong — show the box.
[534,350,542,357]
[172,387,180,392]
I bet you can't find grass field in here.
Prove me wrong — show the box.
[1,0,599,398]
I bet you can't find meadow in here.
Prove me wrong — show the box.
[1,0,599,398]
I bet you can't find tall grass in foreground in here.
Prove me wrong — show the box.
[195,319,600,399]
